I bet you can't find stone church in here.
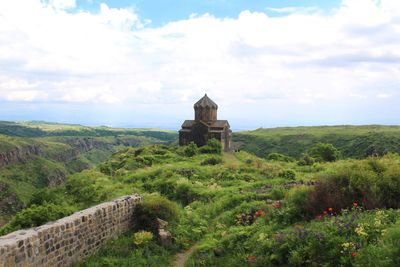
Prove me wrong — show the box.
[179,94,232,151]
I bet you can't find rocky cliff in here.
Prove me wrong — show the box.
[0,145,42,168]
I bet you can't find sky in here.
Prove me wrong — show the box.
[0,0,400,130]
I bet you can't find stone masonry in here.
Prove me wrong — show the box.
[0,194,142,267]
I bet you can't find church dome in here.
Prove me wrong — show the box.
[194,94,218,109]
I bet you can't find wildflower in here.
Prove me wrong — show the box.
[352,251,358,257]
[132,231,153,246]
[323,210,328,215]
[353,202,358,208]
[247,255,257,262]
[355,223,368,237]
[273,202,282,209]
[328,207,333,212]
[341,242,356,252]
[254,210,266,219]
[257,233,268,243]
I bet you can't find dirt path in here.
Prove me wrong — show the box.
[223,152,242,167]
[171,245,197,267]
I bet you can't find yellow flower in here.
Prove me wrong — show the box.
[355,223,368,237]
[341,242,356,254]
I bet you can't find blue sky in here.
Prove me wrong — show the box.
[77,0,341,26]
[0,0,400,130]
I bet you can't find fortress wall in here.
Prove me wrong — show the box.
[0,194,142,267]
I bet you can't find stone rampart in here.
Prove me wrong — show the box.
[0,194,142,267]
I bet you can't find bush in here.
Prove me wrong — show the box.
[297,154,316,166]
[174,183,201,205]
[132,231,154,247]
[0,204,75,235]
[304,158,400,217]
[183,142,198,157]
[266,153,294,162]
[66,173,108,205]
[272,186,312,224]
[28,188,61,206]
[201,157,222,166]
[199,139,222,154]
[134,194,180,234]
[278,170,296,180]
[307,143,340,162]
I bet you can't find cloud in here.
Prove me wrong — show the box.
[266,6,321,14]
[0,0,399,126]
[48,0,76,10]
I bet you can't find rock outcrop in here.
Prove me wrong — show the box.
[0,145,42,168]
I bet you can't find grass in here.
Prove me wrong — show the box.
[0,121,178,222]
[234,125,400,159]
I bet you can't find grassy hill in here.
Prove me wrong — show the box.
[0,121,178,225]
[234,125,400,159]
[1,141,399,266]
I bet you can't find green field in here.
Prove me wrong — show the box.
[1,138,399,266]
[234,125,400,159]
[2,124,400,266]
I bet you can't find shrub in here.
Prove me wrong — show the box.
[174,183,201,205]
[201,157,222,166]
[28,188,61,206]
[304,158,400,217]
[183,142,198,157]
[266,153,294,162]
[0,204,75,235]
[134,194,180,234]
[199,139,222,154]
[272,186,312,224]
[278,170,296,180]
[297,154,316,166]
[66,173,108,205]
[307,143,340,162]
[132,231,154,247]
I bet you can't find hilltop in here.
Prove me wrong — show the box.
[234,125,400,159]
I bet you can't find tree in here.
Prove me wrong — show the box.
[307,143,340,162]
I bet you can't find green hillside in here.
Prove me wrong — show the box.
[1,140,400,266]
[234,125,400,159]
[0,121,178,225]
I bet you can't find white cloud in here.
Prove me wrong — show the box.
[48,0,76,10]
[0,0,399,126]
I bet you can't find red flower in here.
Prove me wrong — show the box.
[353,202,359,207]
[253,210,266,219]
[352,251,358,257]
[328,207,333,212]
[247,255,257,262]
[323,210,328,215]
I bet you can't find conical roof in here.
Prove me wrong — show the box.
[194,94,218,109]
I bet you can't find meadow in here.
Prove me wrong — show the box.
[2,136,400,266]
